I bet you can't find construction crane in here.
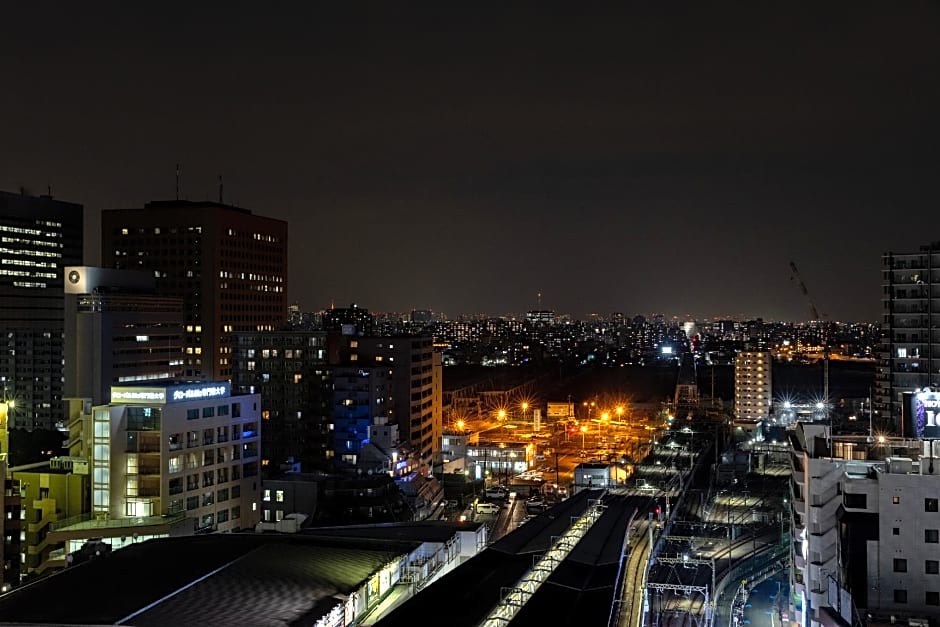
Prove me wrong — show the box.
[789,261,820,321]
[789,261,830,409]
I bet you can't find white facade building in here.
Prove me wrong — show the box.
[735,351,772,422]
[789,422,940,626]
[93,382,261,533]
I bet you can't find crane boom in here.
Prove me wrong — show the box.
[789,261,820,320]
[789,261,830,414]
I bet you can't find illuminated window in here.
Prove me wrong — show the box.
[276,490,284,502]
[263,489,271,502]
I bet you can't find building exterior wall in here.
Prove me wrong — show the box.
[94,383,262,533]
[790,422,940,625]
[734,351,772,422]
[101,201,288,381]
[0,191,83,430]
[11,468,86,576]
[231,331,333,474]
[332,366,393,466]
[63,266,184,405]
[878,245,940,427]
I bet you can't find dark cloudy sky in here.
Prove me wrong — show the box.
[3,2,940,321]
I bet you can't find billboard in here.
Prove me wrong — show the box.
[905,389,940,439]
[547,402,573,418]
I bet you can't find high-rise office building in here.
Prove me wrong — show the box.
[0,190,83,430]
[877,244,940,428]
[734,351,772,422]
[63,266,185,405]
[101,201,288,381]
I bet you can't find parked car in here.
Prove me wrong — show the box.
[476,502,500,515]
[525,497,545,513]
[484,486,508,499]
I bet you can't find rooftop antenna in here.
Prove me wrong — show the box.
[218,175,224,204]
[175,163,180,201]
[867,387,874,444]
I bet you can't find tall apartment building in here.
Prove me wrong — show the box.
[63,266,185,405]
[332,336,442,471]
[231,331,333,475]
[0,190,83,430]
[734,351,772,422]
[877,243,940,429]
[789,422,940,626]
[101,200,288,381]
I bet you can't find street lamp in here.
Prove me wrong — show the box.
[580,425,588,450]
[521,402,528,424]
[456,419,465,431]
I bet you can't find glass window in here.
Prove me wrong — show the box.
[263,489,271,502]
[928,591,940,606]
[895,558,908,573]
[927,529,939,544]
[927,560,939,575]
[276,490,284,502]
[187,408,199,420]
[928,498,939,513]
[894,589,907,604]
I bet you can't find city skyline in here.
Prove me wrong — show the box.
[4,3,940,321]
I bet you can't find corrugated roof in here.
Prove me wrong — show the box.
[0,534,417,627]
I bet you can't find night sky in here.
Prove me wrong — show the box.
[4,2,940,322]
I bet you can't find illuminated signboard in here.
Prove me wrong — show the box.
[909,388,940,439]
[171,384,229,402]
[111,383,231,405]
[111,388,167,404]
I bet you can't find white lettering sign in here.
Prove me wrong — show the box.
[172,386,227,401]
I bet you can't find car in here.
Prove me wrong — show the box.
[535,454,546,461]
[484,486,508,499]
[525,496,546,512]
[476,502,500,515]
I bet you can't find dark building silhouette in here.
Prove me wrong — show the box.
[0,190,83,430]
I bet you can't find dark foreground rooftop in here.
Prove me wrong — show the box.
[376,489,643,627]
[0,533,418,627]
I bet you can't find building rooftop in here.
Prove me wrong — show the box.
[375,492,650,626]
[0,534,418,627]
